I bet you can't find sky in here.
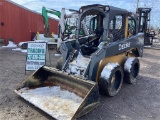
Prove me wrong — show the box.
[10,0,160,28]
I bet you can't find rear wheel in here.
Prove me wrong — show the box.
[99,63,123,97]
[124,57,140,84]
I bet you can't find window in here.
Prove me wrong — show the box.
[109,16,122,29]
[128,16,136,36]
[90,16,97,34]
[108,15,125,41]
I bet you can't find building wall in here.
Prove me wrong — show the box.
[0,0,59,44]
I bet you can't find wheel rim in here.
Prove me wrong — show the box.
[110,70,122,91]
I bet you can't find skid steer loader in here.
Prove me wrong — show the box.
[15,4,144,120]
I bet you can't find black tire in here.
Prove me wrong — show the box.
[21,43,28,49]
[99,64,123,97]
[124,58,140,84]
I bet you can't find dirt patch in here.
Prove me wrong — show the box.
[0,48,160,120]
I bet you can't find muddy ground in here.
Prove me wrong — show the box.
[0,48,160,120]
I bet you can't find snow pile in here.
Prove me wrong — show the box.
[69,65,79,74]
[76,53,90,68]
[54,54,62,57]
[12,48,21,51]
[16,86,83,120]
[2,41,27,52]
[144,45,152,48]
[101,63,119,79]
[21,49,27,53]
[67,53,90,76]
[124,57,135,72]
[12,48,27,53]
[2,41,17,48]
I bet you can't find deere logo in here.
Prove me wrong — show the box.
[119,42,131,50]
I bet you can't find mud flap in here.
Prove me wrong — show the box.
[15,66,99,120]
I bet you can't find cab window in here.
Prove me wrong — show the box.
[108,14,125,41]
[128,16,136,36]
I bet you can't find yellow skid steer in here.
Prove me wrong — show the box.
[15,4,147,120]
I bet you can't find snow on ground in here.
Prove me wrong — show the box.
[124,57,135,72]
[0,41,27,53]
[100,63,119,79]
[2,41,17,48]
[16,86,83,120]
[144,45,152,48]
[54,54,62,57]
[12,48,27,53]
[20,49,27,53]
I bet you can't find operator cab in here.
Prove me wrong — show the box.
[76,5,106,55]
[61,4,138,62]
[77,4,131,56]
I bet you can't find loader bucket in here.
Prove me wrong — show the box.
[15,66,99,120]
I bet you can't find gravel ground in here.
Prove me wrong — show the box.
[0,48,160,120]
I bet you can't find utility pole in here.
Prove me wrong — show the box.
[136,0,139,9]
[136,0,139,13]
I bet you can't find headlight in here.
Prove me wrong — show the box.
[79,8,83,13]
[105,6,110,12]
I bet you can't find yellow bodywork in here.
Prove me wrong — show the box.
[96,52,128,82]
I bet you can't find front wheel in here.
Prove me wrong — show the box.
[99,63,123,97]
